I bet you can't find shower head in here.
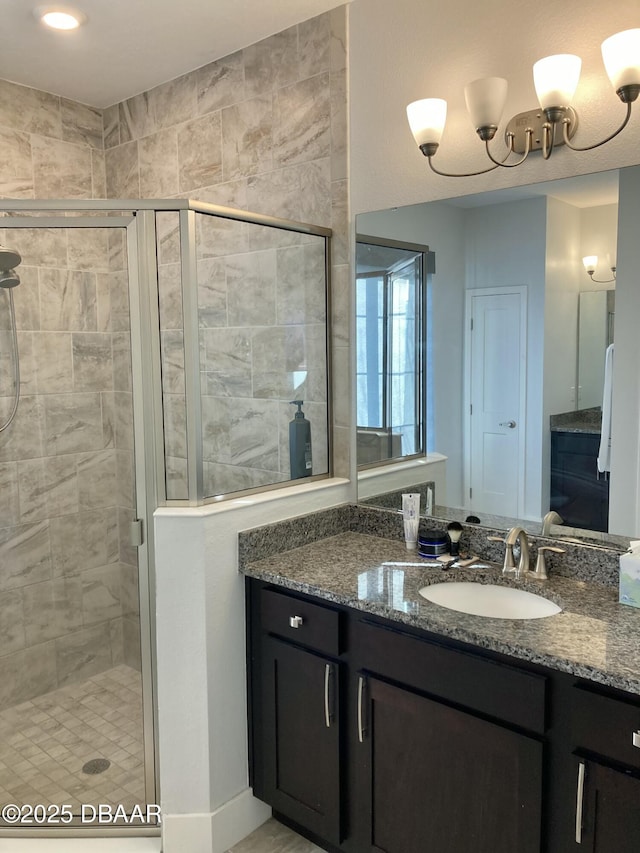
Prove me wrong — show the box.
[0,245,22,288]
[0,269,20,288]
[0,246,21,270]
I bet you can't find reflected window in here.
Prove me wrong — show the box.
[356,236,431,467]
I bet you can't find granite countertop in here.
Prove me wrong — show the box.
[550,423,602,435]
[241,531,640,697]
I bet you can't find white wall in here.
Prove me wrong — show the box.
[610,165,640,535]
[155,478,352,853]
[349,0,640,214]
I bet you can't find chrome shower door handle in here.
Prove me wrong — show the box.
[499,420,517,428]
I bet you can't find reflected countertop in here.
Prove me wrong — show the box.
[242,531,640,697]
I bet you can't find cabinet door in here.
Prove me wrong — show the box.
[261,637,341,844]
[575,758,640,851]
[357,675,543,853]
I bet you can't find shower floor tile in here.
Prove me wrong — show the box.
[0,664,146,821]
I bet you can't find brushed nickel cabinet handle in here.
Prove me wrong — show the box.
[575,761,586,844]
[633,730,640,749]
[289,615,303,629]
[324,664,333,728]
[357,676,366,743]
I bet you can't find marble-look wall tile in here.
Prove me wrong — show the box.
[105,141,140,199]
[61,98,104,149]
[39,268,97,332]
[11,266,40,331]
[43,392,105,455]
[118,506,138,567]
[8,228,67,270]
[196,257,227,328]
[165,455,188,500]
[32,136,93,199]
[67,228,110,272]
[81,563,122,625]
[0,80,61,138]
[0,521,52,592]
[49,507,118,577]
[0,588,25,655]
[13,331,36,395]
[273,74,331,167]
[226,250,277,326]
[101,390,116,449]
[298,13,331,80]
[42,454,79,516]
[22,577,83,644]
[0,641,57,711]
[331,179,349,265]
[158,262,183,330]
[77,450,117,509]
[16,458,47,523]
[161,330,186,394]
[112,332,132,393]
[0,462,19,526]
[227,399,280,469]
[123,616,141,670]
[163,393,187,460]
[139,128,179,197]
[113,390,134,451]
[196,211,250,259]
[200,329,252,397]
[155,212,181,266]
[330,67,348,182]
[55,622,113,686]
[109,617,124,665]
[105,270,131,332]
[72,332,113,391]
[103,104,120,149]
[91,148,107,199]
[276,241,326,325]
[0,127,34,198]
[330,263,349,348]
[244,27,299,98]
[298,159,332,225]
[332,345,350,428]
[197,51,245,115]
[221,96,273,180]
[177,112,223,193]
[116,450,135,508]
[0,395,45,462]
[120,563,140,617]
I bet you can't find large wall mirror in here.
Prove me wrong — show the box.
[356,166,640,545]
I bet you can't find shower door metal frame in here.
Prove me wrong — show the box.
[0,207,160,837]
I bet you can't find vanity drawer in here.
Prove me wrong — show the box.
[572,683,640,769]
[260,588,341,657]
[354,617,547,734]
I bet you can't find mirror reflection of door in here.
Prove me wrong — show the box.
[355,236,431,468]
[465,287,528,517]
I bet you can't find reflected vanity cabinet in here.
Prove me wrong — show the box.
[245,578,640,853]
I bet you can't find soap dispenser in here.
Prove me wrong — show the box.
[289,400,312,479]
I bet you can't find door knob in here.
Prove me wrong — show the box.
[499,420,516,428]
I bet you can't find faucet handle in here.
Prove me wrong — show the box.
[533,545,565,580]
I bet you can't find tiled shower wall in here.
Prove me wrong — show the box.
[0,84,139,708]
[103,6,351,483]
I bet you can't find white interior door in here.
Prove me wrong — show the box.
[465,287,527,517]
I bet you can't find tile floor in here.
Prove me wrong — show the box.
[0,664,145,823]
[228,819,324,853]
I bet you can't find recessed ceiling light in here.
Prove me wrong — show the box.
[36,6,87,30]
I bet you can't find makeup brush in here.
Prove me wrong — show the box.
[447,521,463,557]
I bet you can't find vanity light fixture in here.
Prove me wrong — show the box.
[407,28,640,177]
[36,6,87,30]
[582,256,617,283]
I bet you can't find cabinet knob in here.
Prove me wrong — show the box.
[633,730,640,749]
[289,615,304,629]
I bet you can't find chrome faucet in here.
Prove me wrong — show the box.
[542,510,563,536]
[488,526,530,578]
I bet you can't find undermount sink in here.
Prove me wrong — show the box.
[418,582,562,620]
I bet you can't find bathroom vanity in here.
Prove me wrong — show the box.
[242,526,640,853]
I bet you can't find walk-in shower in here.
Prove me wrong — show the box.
[0,197,331,837]
[0,244,22,433]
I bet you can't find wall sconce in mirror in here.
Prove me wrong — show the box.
[406,28,640,178]
[582,255,617,283]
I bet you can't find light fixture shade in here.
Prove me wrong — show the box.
[464,77,508,130]
[601,28,640,90]
[533,54,582,109]
[583,255,598,273]
[406,99,447,147]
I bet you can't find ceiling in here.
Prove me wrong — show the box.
[0,0,345,108]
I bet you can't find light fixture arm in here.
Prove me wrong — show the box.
[423,135,521,178]
[562,100,634,151]
[587,268,617,284]
[425,155,499,177]
[484,130,532,167]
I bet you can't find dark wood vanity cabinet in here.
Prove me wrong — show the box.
[571,683,640,851]
[245,579,640,853]
[550,431,609,532]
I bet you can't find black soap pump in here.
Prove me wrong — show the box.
[289,400,312,479]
